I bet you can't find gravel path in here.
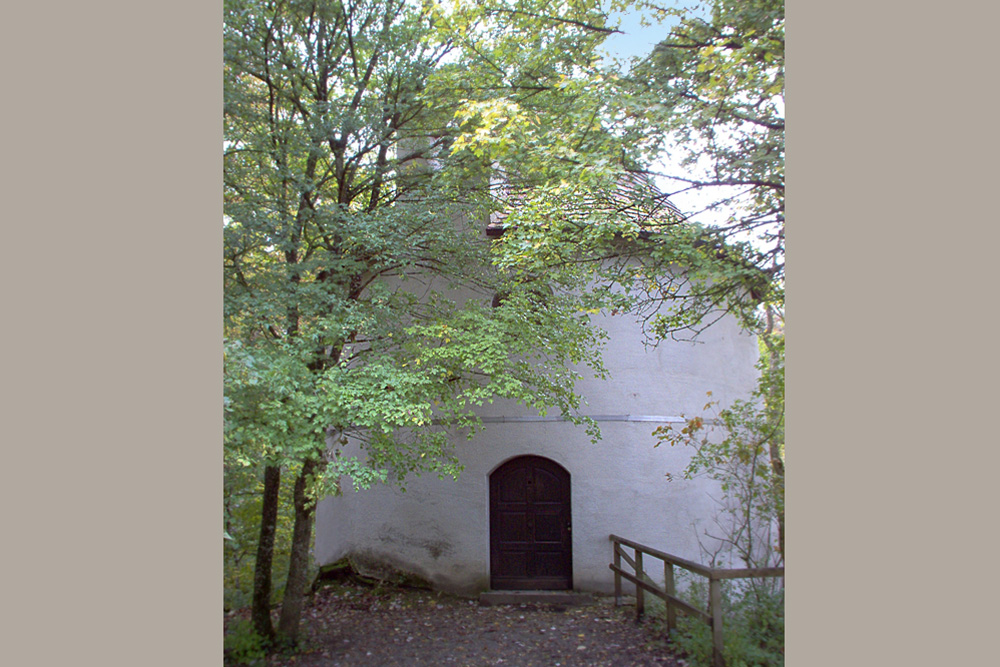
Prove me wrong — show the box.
[234,580,685,667]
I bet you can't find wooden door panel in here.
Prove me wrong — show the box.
[533,514,563,542]
[498,551,529,577]
[498,513,530,543]
[535,551,569,577]
[498,468,529,502]
[532,468,563,502]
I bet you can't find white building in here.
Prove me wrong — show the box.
[313,266,759,595]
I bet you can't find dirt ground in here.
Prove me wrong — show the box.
[231,579,686,667]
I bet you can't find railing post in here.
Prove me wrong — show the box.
[635,550,645,620]
[709,576,725,667]
[664,561,676,635]
[613,540,622,607]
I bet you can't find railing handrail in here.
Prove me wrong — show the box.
[609,534,714,577]
[608,534,784,580]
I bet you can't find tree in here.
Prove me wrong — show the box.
[443,0,781,343]
[639,0,785,557]
[606,0,785,557]
[224,0,625,644]
[653,321,784,566]
[628,0,784,282]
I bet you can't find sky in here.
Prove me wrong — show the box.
[599,2,707,66]
[599,9,668,65]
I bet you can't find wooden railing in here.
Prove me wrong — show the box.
[609,534,784,667]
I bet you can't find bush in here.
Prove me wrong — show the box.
[668,579,784,667]
[224,618,269,665]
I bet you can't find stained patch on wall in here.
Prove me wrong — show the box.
[378,524,454,561]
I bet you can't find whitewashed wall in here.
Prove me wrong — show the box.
[314,299,759,595]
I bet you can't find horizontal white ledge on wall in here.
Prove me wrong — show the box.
[433,415,697,424]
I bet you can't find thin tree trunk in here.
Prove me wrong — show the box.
[277,457,320,643]
[251,464,281,641]
[764,305,785,559]
[768,409,785,559]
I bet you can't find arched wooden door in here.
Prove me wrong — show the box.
[489,455,572,590]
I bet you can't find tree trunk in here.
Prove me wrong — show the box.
[277,457,320,643]
[251,464,281,641]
